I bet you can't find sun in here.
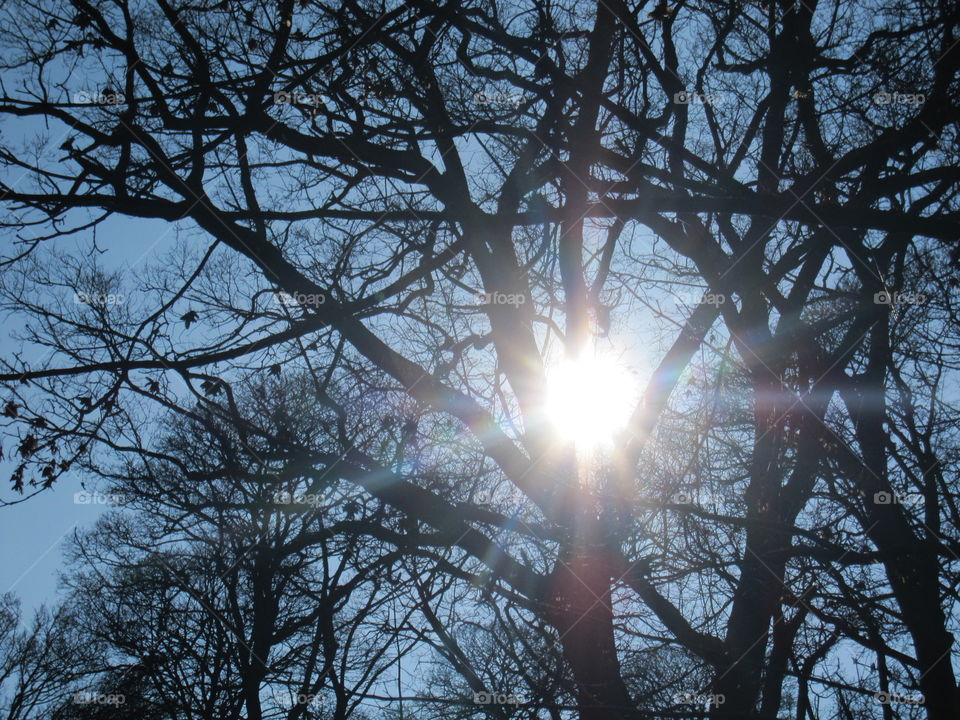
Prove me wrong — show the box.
[544,350,637,450]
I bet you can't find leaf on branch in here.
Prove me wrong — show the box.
[200,379,223,396]
[2,401,19,418]
[648,3,677,20]
[11,465,24,493]
[64,40,86,55]
[17,434,38,458]
[181,310,199,328]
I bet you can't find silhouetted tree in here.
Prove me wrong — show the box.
[1,1,960,718]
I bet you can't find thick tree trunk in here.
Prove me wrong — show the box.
[710,528,786,719]
[546,533,638,720]
[844,384,960,719]
[708,364,790,719]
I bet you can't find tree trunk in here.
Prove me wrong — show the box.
[546,530,638,720]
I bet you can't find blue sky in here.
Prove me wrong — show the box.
[0,482,102,612]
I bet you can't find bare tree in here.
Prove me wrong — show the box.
[0,594,101,719]
[1,0,959,718]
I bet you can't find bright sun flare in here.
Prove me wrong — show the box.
[545,352,636,449]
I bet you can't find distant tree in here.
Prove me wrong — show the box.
[0,594,99,719]
[55,375,446,720]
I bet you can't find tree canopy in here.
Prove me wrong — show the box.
[2,0,960,718]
